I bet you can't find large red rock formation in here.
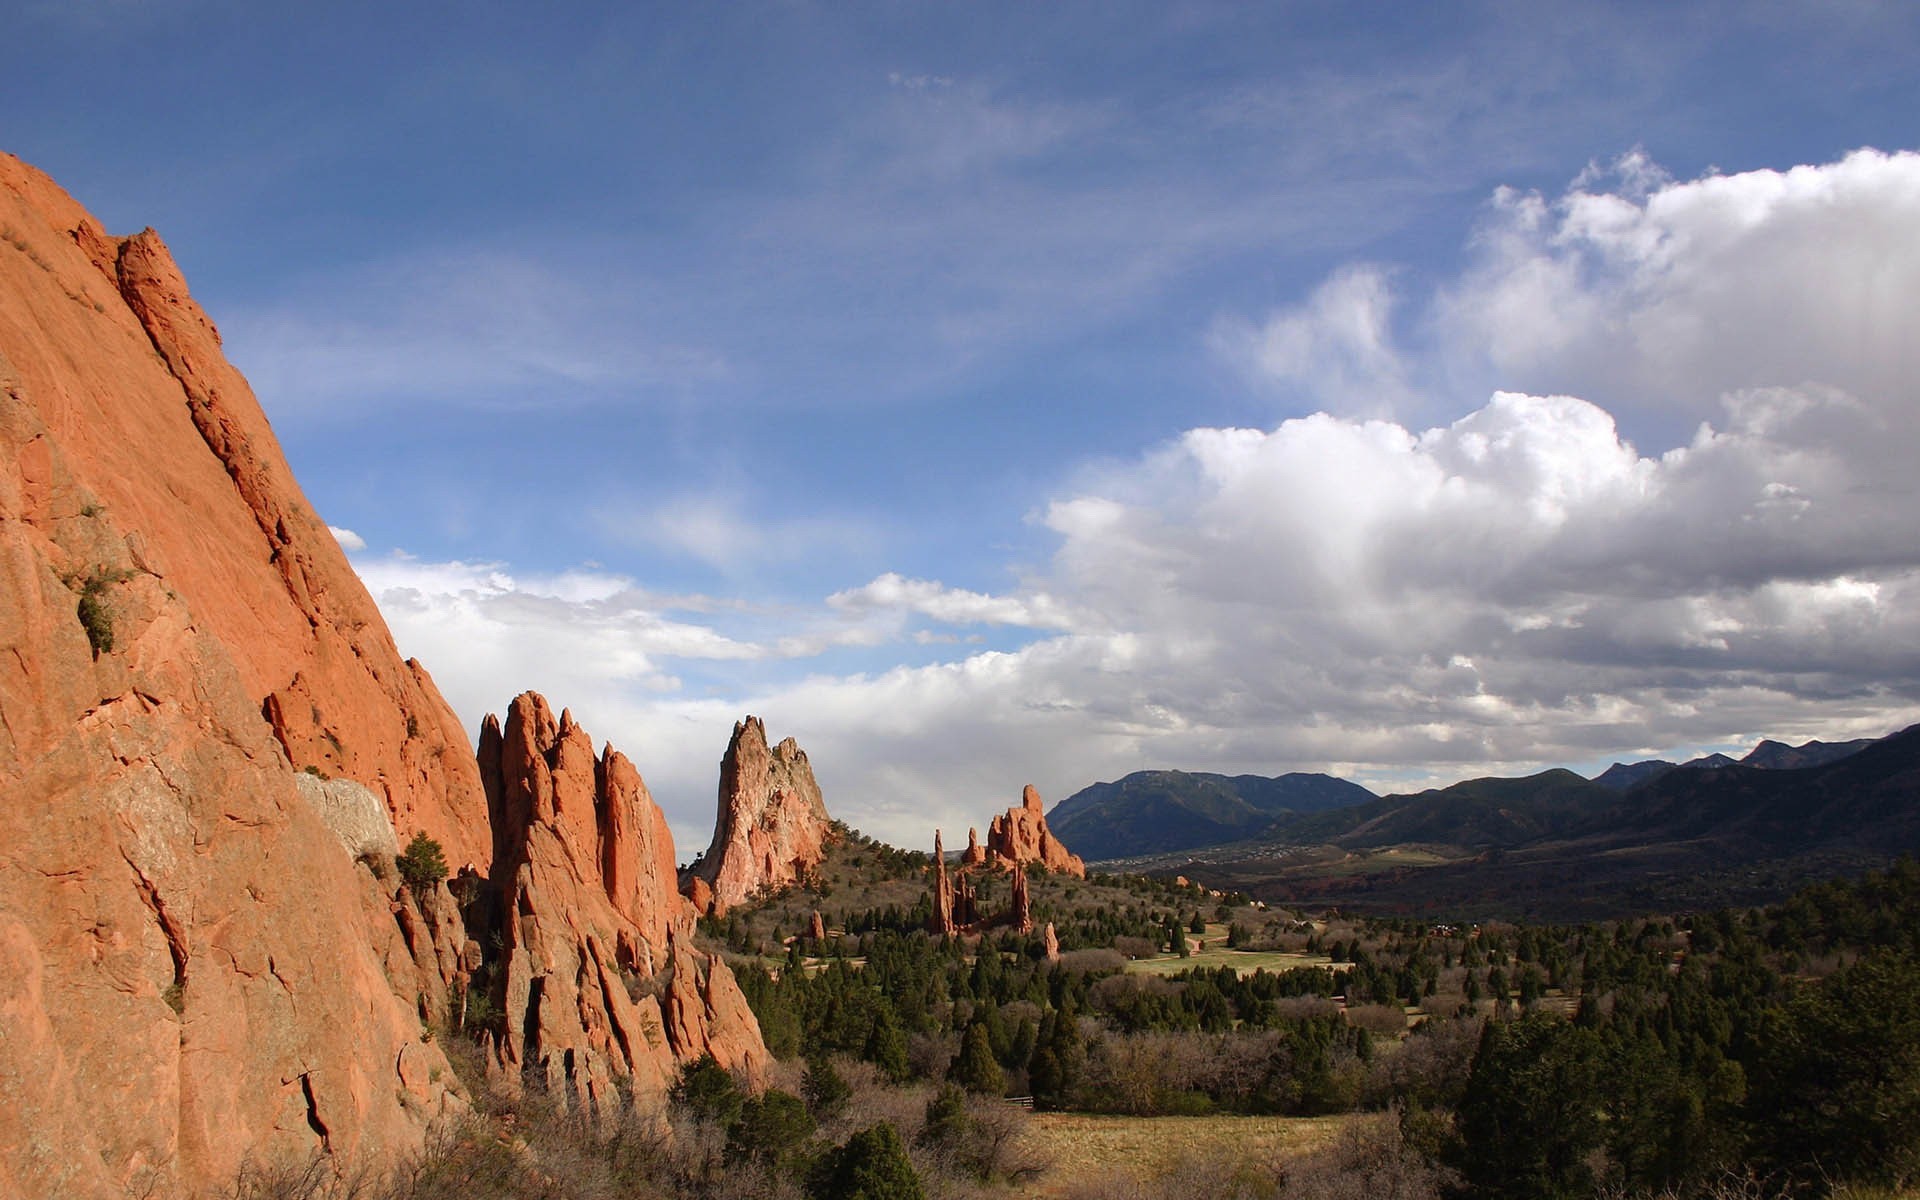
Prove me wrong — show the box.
[986,785,1086,878]
[685,716,832,914]
[0,157,474,1197]
[0,153,487,870]
[479,693,767,1112]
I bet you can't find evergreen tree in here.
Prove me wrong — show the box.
[865,1006,911,1083]
[671,1054,744,1128]
[727,1089,815,1172]
[1749,953,1920,1189]
[803,1056,851,1118]
[952,1021,1006,1095]
[1458,1011,1603,1200]
[809,1122,925,1200]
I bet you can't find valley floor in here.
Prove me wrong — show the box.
[1018,1111,1354,1198]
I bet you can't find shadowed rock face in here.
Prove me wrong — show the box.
[0,154,472,1199]
[986,785,1086,878]
[686,716,832,914]
[479,693,768,1114]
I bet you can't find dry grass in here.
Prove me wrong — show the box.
[1016,1111,1355,1198]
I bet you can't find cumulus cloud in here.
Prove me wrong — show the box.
[353,150,1920,848]
[328,525,366,551]
[1438,147,1920,431]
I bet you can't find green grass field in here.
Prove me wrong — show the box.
[1123,924,1347,976]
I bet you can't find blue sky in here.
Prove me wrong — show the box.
[9,1,1920,848]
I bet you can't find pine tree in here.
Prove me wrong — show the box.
[952,1021,1006,1095]
[865,1006,911,1083]
[809,1122,925,1200]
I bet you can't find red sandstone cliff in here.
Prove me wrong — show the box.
[685,716,833,914]
[0,154,781,1198]
[986,784,1086,878]
[0,156,474,1197]
[0,152,486,871]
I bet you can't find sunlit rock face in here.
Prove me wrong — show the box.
[479,693,768,1113]
[684,715,833,915]
[0,151,477,1199]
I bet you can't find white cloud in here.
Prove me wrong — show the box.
[352,150,1920,850]
[1209,265,1412,416]
[827,572,1076,630]
[1438,147,1920,432]
[328,525,366,551]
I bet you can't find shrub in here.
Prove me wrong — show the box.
[74,570,119,656]
[671,1054,744,1128]
[803,1057,852,1118]
[396,832,448,900]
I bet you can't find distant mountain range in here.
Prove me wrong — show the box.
[1591,735,1879,791]
[1060,733,1886,864]
[1060,727,1920,920]
[1048,770,1375,861]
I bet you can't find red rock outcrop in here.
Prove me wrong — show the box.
[1010,864,1033,935]
[985,785,1086,878]
[962,826,986,866]
[479,693,767,1113]
[931,830,956,936]
[0,153,487,871]
[685,716,832,914]
[1043,922,1060,962]
[0,159,474,1197]
[808,910,827,941]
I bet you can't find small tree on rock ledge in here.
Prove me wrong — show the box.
[397,831,448,901]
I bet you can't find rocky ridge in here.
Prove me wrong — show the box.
[479,693,767,1113]
[0,157,473,1197]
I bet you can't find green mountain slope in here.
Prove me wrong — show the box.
[1048,769,1373,861]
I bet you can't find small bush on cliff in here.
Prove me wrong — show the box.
[73,569,123,656]
[397,832,448,900]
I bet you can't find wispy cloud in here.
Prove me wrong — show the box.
[225,250,730,419]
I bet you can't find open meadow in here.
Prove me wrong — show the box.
[1017,1111,1356,1198]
